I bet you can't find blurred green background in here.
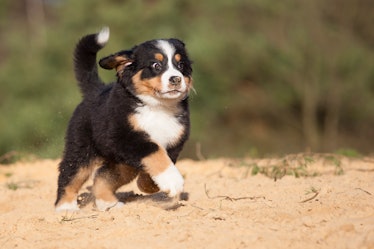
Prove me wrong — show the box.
[0,0,373,161]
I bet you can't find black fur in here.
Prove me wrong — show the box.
[55,30,192,206]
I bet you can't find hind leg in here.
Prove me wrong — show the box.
[93,162,138,211]
[55,158,95,212]
[137,171,160,194]
[55,105,99,211]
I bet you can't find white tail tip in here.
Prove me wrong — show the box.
[96,26,110,46]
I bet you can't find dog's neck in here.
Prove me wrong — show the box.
[136,94,185,114]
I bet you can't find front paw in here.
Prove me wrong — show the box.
[152,164,184,197]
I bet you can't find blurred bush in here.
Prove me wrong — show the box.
[0,0,373,160]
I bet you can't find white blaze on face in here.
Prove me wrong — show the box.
[156,40,187,99]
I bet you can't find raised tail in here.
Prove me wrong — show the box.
[73,27,110,97]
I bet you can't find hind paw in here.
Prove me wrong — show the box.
[55,200,80,212]
[95,199,124,211]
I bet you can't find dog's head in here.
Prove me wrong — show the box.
[99,39,192,104]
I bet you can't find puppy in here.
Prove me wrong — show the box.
[55,27,193,211]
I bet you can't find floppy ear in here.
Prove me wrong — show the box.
[99,50,133,73]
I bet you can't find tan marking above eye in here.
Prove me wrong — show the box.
[174,54,181,62]
[155,53,164,61]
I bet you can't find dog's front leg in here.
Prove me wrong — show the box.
[141,147,184,197]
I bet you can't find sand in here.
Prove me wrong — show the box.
[0,155,373,249]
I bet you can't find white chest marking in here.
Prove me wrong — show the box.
[134,105,184,148]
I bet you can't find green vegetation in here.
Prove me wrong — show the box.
[6,182,20,191]
[236,153,346,180]
[248,155,319,180]
[5,180,35,190]
[0,0,373,160]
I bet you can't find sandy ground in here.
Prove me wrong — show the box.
[0,155,373,249]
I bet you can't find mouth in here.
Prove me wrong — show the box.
[157,90,186,99]
[164,90,181,95]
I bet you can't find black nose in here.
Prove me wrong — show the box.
[169,76,182,85]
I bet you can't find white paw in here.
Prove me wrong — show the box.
[55,200,80,212]
[95,199,124,212]
[152,164,184,197]
[96,26,110,46]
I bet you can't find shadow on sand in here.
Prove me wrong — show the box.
[77,187,189,211]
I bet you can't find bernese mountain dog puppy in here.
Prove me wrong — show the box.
[55,27,193,211]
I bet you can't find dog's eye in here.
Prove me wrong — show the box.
[152,62,162,72]
[177,62,184,70]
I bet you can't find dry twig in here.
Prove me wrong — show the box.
[204,184,265,201]
[355,188,372,195]
[300,190,320,203]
